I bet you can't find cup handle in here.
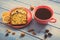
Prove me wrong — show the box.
[49,18,56,23]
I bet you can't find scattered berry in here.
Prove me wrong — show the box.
[44,34,48,39]
[48,33,52,37]
[32,31,36,35]
[45,29,49,33]
[28,28,34,32]
[12,32,15,35]
[30,6,34,11]
[6,29,11,33]
[5,33,9,37]
[20,32,25,37]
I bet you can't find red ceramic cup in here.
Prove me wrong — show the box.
[34,6,56,24]
[9,7,32,29]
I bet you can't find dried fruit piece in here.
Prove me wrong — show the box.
[45,29,49,33]
[48,33,52,37]
[6,29,11,33]
[28,28,34,32]
[44,34,48,39]
[12,32,15,35]
[30,6,34,11]
[32,31,36,35]
[5,33,9,37]
[20,32,25,37]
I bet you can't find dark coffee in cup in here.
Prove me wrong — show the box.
[35,8,52,20]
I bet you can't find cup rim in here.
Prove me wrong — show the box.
[34,5,53,21]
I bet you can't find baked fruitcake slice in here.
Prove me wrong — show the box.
[2,12,10,23]
[10,8,27,25]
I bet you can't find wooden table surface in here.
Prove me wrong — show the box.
[0,0,60,40]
